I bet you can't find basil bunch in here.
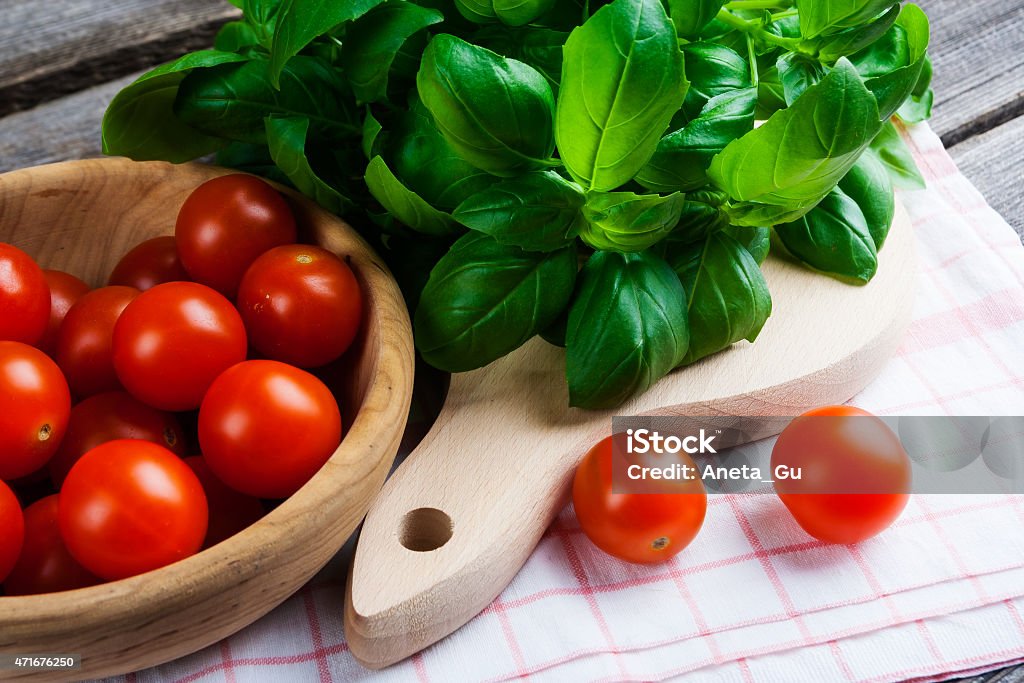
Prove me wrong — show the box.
[102,0,933,409]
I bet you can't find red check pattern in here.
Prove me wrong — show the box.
[111,123,1024,683]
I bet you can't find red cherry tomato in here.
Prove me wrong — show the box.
[183,457,264,548]
[573,434,707,564]
[59,440,208,581]
[237,245,363,368]
[3,495,100,595]
[198,360,342,498]
[175,175,297,297]
[0,342,71,480]
[0,480,25,583]
[108,236,189,291]
[38,270,90,357]
[56,286,139,397]
[0,243,50,345]
[771,406,911,544]
[48,391,187,487]
[112,282,247,411]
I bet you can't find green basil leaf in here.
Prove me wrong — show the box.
[215,142,291,185]
[850,4,930,119]
[755,64,788,120]
[708,59,882,227]
[417,34,556,176]
[388,96,498,210]
[453,171,584,251]
[478,25,567,92]
[724,225,771,264]
[777,53,826,105]
[798,0,899,39]
[362,108,384,160]
[557,0,686,191]
[495,0,557,26]
[566,251,689,409]
[540,309,568,348]
[382,235,452,312]
[341,1,444,104]
[268,0,386,87]
[636,88,757,193]
[815,3,901,63]
[457,0,551,24]
[174,56,357,145]
[365,155,459,236]
[102,50,249,162]
[580,191,687,252]
[838,151,894,249]
[896,53,933,123]
[415,232,577,371]
[667,231,772,365]
[538,0,590,29]
[650,196,730,251]
[244,0,283,49]
[455,0,498,22]
[215,21,262,54]
[775,185,878,283]
[867,120,925,190]
[515,28,567,91]
[896,89,932,122]
[680,43,750,120]
[666,0,727,40]
[265,116,352,215]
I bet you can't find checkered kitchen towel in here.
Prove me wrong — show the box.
[114,122,1024,683]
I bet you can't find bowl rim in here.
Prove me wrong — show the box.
[0,158,415,634]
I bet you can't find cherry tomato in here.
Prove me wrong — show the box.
[0,243,50,345]
[48,391,186,487]
[108,236,189,291]
[3,495,100,595]
[573,434,707,564]
[199,360,342,498]
[175,175,297,297]
[237,245,363,368]
[0,480,25,583]
[183,457,264,548]
[37,270,91,357]
[59,440,208,581]
[56,286,139,397]
[771,406,911,544]
[0,342,71,480]
[112,282,247,411]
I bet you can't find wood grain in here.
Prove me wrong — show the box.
[0,0,238,116]
[0,158,414,681]
[916,0,1024,146]
[949,115,1024,239]
[0,77,133,173]
[345,204,918,669]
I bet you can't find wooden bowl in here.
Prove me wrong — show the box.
[0,158,415,681]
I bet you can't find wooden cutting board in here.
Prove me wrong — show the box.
[345,202,917,669]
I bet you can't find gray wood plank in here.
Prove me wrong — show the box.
[0,76,131,172]
[916,0,1024,146]
[958,665,1024,683]
[0,0,239,116]
[948,115,1024,240]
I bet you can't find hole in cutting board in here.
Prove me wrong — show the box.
[399,508,453,552]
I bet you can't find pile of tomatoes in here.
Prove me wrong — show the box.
[573,406,913,564]
[0,174,363,594]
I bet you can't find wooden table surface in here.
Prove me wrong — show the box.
[0,2,1021,681]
